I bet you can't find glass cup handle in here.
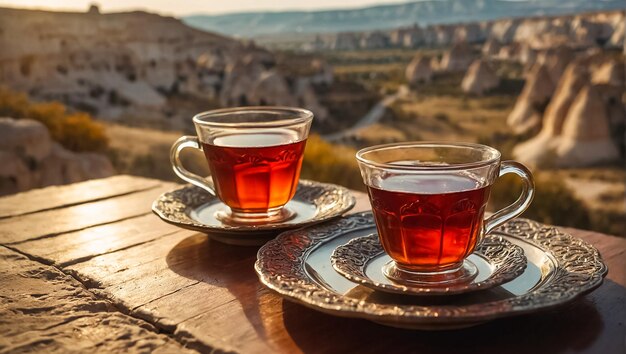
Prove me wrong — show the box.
[484,160,535,235]
[170,136,216,196]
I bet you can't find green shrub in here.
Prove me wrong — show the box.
[0,87,108,152]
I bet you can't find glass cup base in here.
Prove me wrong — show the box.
[382,259,478,286]
[215,206,296,226]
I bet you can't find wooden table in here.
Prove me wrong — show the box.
[0,175,624,353]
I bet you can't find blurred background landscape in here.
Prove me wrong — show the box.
[0,0,624,236]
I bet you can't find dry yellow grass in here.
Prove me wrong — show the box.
[106,123,182,156]
[395,95,514,139]
[354,94,515,144]
[105,123,209,182]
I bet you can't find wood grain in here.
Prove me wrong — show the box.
[0,183,176,244]
[13,213,189,267]
[0,175,160,219]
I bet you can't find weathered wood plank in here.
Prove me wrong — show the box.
[0,246,197,354]
[0,175,161,219]
[66,230,196,288]
[0,183,176,244]
[66,230,206,310]
[131,234,263,326]
[3,178,624,354]
[12,213,188,267]
[174,288,277,354]
[65,230,269,352]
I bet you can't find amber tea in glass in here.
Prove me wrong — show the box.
[201,132,306,212]
[357,142,534,285]
[171,107,312,225]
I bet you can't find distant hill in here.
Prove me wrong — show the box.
[183,0,626,37]
[0,6,359,132]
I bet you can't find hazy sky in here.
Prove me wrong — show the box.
[0,0,411,16]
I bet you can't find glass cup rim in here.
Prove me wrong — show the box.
[356,141,502,171]
[192,106,314,129]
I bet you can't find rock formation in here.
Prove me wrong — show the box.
[439,43,476,72]
[555,84,621,167]
[591,59,625,87]
[0,118,114,196]
[482,39,502,57]
[405,56,433,85]
[507,45,577,134]
[533,46,575,84]
[513,53,625,168]
[453,23,485,43]
[219,55,267,106]
[541,63,591,137]
[331,33,360,50]
[518,43,538,65]
[0,8,238,125]
[497,43,520,61]
[295,81,329,123]
[461,60,500,95]
[360,31,389,49]
[607,18,625,48]
[489,19,521,43]
[308,10,625,52]
[513,62,589,165]
[0,7,333,130]
[249,72,298,107]
[506,63,555,134]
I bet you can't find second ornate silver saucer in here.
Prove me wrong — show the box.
[255,213,608,329]
[331,233,527,296]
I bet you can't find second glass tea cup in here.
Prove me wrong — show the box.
[356,142,534,285]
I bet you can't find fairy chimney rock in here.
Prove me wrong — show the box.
[535,46,574,85]
[506,63,555,134]
[461,59,500,95]
[541,62,590,137]
[512,62,589,167]
[556,84,621,166]
[439,42,475,72]
[405,55,433,85]
[249,71,298,107]
[591,59,625,87]
[482,39,502,57]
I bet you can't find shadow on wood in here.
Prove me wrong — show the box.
[164,234,272,345]
[280,282,617,354]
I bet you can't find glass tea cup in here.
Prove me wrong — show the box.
[356,142,534,285]
[170,107,313,225]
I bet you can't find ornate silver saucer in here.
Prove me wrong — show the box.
[255,212,608,329]
[152,180,355,246]
[331,234,527,296]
